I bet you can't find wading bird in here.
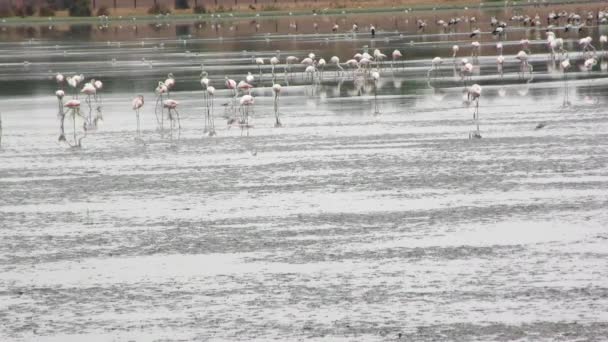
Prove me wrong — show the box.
[272,83,282,127]
[371,70,380,115]
[163,99,181,136]
[132,95,144,139]
[467,84,482,139]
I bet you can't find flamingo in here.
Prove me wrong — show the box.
[317,58,326,79]
[270,56,279,81]
[516,50,533,79]
[452,45,459,63]
[428,57,442,81]
[246,72,255,84]
[81,81,97,127]
[55,90,66,142]
[272,83,282,127]
[467,84,482,139]
[460,58,474,86]
[497,55,505,79]
[330,56,344,77]
[206,86,216,136]
[305,65,317,85]
[64,99,86,147]
[285,56,298,78]
[238,94,254,136]
[155,81,168,130]
[132,95,144,139]
[359,57,372,75]
[237,80,254,94]
[255,57,264,81]
[67,75,80,98]
[471,41,480,58]
[391,50,402,71]
[55,73,65,89]
[345,59,359,78]
[561,58,571,107]
[579,36,596,58]
[163,99,181,134]
[371,70,380,115]
[225,76,238,116]
[373,49,387,70]
[496,42,503,55]
[164,73,175,96]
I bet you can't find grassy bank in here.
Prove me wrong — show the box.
[0,0,604,26]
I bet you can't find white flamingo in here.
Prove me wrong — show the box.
[238,94,254,136]
[272,83,282,127]
[132,95,144,139]
[330,56,344,77]
[255,57,264,81]
[371,70,380,115]
[467,84,482,139]
[452,45,459,63]
[55,90,66,142]
[206,86,216,136]
[428,57,442,81]
[516,50,533,79]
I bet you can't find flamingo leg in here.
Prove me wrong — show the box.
[136,109,141,138]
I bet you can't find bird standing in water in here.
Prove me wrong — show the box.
[468,84,482,139]
[132,95,144,139]
[370,25,376,38]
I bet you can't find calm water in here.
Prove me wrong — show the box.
[1,4,608,341]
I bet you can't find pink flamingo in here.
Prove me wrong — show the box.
[164,73,175,96]
[55,73,65,89]
[163,99,181,134]
[64,99,86,147]
[391,50,402,71]
[132,95,144,139]
[237,80,254,94]
[155,81,168,130]
[225,76,238,116]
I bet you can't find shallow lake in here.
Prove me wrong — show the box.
[1,3,608,341]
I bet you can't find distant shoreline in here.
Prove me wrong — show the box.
[0,0,604,26]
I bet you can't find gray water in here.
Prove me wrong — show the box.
[1,5,608,341]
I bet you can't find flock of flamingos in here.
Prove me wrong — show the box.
[1,6,607,149]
